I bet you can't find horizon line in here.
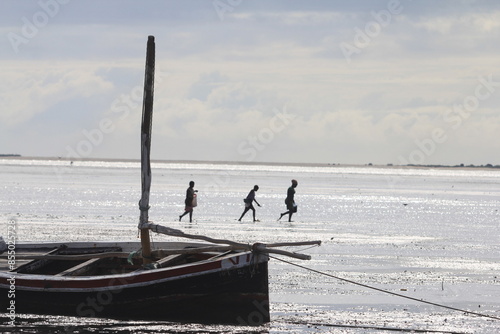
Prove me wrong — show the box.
[1,155,499,169]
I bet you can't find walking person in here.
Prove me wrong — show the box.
[238,185,261,222]
[179,181,197,222]
[278,179,298,222]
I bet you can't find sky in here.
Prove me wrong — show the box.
[1,0,499,166]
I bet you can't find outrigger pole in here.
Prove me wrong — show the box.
[138,35,156,264]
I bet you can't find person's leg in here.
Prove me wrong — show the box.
[278,211,289,220]
[251,206,256,221]
[239,210,245,221]
[288,212,293,222]
[239,207,250,221]
[189,209,193,222]
[179,211,188,221]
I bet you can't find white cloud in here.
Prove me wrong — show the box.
[231,11,344,25]
[2,1,500,164]
[0,62,114,125]
[413,11,500,34]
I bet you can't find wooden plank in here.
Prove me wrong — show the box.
[155,254,187,268]
[55,257,103,276]
[12,246,62,273]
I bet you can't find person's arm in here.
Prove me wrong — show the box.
[289,188,295,204]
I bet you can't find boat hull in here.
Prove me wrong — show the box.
[0,242,270,324]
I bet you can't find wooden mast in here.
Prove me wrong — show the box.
[138,36,156,264]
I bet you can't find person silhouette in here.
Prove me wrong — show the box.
[179,181,197,222]
[278,179,298,222]
[238,185,261,222]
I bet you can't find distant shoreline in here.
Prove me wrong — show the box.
[1,155,499,170]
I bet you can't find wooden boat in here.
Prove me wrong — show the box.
[1,240,271,324]
[0,36,319,325]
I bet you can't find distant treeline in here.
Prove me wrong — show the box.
[0,154,21,157]
[405,163,500,169]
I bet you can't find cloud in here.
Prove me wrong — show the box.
[0,62,114,126]
[2,1,500,164]
[153,75,285,142]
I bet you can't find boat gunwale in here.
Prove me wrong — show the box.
[6,240,213,252]
[0,243,269,291]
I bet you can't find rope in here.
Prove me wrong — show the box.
[138,200,150,212]
[127,250,141,265]
[149,228,155,249]
[269,255,500,322]
[295,244,321,253]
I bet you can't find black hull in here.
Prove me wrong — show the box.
[4,261,269,325]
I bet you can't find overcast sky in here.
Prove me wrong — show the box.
[1,0,499,165]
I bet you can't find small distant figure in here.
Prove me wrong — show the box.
[278,179,298,222]
[238,185,261,222]
[179,181,198,222]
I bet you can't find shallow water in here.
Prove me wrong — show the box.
[1,159,500,333]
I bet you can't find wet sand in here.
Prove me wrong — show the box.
[1,159,499,333]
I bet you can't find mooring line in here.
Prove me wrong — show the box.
[269,255,500,322]
[295,244,321,253]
